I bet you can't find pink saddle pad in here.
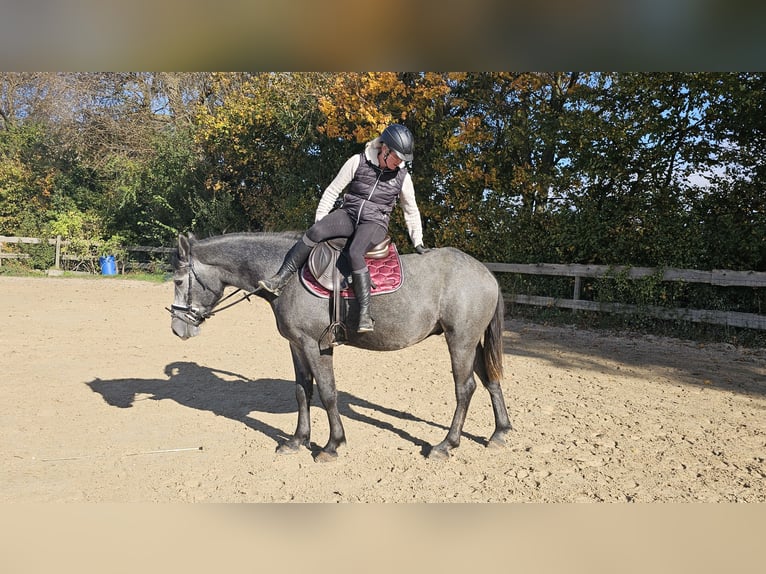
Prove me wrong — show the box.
[300,243,403,299]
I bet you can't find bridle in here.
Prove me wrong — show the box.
[166,251,264,327]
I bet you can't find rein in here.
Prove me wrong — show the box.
[166,251,264,327]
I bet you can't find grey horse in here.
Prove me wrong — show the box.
[169,232,511,461]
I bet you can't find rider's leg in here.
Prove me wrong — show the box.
[348,224,386,333]
[258,210,355,296]
[257,236,314,295]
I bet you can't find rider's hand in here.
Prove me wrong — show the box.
[415,244,430,254]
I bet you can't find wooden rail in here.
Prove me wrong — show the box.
[3,236,764,330]
[485,262,766,330]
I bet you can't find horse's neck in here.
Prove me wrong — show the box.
[198,235,291,290]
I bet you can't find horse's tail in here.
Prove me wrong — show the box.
[483,285,505,381]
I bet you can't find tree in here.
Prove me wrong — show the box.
[560,73,732,267]
[195,72,337,233]
[2,71,765,279]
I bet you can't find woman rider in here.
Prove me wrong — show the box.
[258,124,430,333]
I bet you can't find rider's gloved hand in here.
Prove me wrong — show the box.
[415,244,431,254]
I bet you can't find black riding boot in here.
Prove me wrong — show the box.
[352,268,374,333]
[258,240,312,295]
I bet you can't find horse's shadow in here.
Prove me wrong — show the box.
[86,361,486,456]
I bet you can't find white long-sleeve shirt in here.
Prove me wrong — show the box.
[314,140,424,247]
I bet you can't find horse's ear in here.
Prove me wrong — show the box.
[178,233,191,262]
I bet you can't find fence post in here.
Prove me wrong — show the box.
[572,275,582,313]
[54,235,61,269]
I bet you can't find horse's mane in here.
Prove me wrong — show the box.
[171,231,304,267]
[197,230,304,244]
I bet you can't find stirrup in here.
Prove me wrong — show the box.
[320,321,348,349]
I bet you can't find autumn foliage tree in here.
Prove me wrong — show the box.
[1,71,765,278]
[194,72,338,233]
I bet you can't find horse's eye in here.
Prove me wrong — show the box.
[174,279,183,287]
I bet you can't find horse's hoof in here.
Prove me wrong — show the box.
[486,437,506,450]
[486,432,508,450]
[313,450,338,463]
[275,442,300,455]
[427,445,451,460]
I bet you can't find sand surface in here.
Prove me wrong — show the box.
[2,275,764,502]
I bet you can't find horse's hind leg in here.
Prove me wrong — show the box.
[474,342,512,448]
[429,337,478,460]
[276,344,314,454]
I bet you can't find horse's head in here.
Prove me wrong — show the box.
[168,233,224,340]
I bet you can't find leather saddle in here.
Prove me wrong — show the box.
[307,235,391,292]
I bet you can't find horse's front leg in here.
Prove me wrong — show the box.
[276,344,313,454]
[314,379,346,462]
[307,349,346,463]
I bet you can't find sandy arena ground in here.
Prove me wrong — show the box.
[1,275,765,502]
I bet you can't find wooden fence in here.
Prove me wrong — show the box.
[485,262,766,330]
[2,235,765,330]
[0,235,174,272]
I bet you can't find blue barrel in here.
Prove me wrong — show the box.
[99,255,117,276]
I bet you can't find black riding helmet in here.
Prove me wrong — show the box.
[380,124,414,162]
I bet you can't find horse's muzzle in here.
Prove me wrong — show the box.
[167,304,209,327]
[167,304,207,339]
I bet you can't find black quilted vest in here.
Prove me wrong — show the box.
[341,152,408,228]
